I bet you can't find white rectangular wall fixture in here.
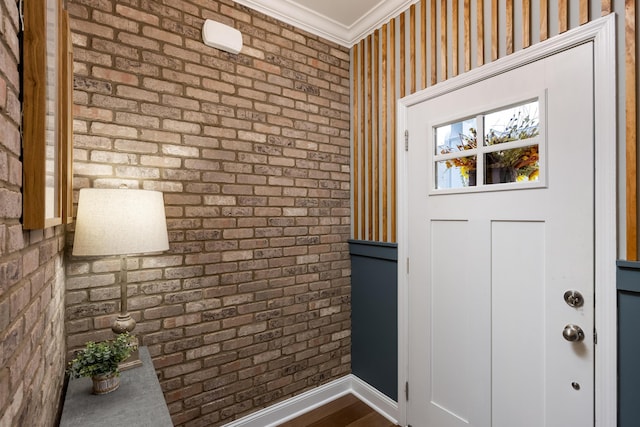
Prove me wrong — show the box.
[202,19,243,54]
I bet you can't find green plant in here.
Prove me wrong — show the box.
[67,333,136,378]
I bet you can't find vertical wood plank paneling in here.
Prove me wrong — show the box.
[506,0,514,54]
[367,35,373,240]
[540,0,548,41]
[477,0,484,66]
[559,0,568,33]
[452,0,459,76]
[421,0,427,89]
[492,0,498,60]
[350,0,639,248]
[410,4,417,93]
[373,31,380,241]
[353,44,360,240]
[400,12,407,97]
[390,18,397,242]
[359,40,366,239]
[579,0,589,24]
[382,24,389,242]
[523,0,531,48]
[464,0,471,71]
[441,0,448,79]
[626,0,638,259]
[431,0,438,85]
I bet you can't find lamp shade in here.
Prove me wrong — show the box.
[72,189,169,256]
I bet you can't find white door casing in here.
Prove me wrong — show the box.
[396,15,616,427]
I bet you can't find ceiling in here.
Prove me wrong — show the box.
[233,0,419,47]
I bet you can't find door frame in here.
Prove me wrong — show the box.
[396,15,617,427]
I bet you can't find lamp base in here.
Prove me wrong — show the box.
[112,313,141,370]
[112,313,136,334]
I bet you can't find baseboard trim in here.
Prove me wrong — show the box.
[222,374,398,427]
[349,375,399,424]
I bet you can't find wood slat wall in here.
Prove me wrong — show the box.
[625,0,637,259]
[351,0,638,260]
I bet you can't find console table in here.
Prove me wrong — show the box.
[59,347,172,427]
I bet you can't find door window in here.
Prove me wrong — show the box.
[434,99,542,191]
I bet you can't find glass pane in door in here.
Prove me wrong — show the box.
[436,156,477,189]
[435,118,477,154]
[484,101,539,146]
[485,145,540,184]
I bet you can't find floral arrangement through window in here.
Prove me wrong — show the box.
[441,111,540,184]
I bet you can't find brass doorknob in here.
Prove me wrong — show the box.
[562,324,585,342]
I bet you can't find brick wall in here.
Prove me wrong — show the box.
[65,0,351,425]
[0,1,67,426]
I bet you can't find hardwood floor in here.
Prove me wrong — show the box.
[277,394,398,427]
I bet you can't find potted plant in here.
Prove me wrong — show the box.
[67,332,136,395]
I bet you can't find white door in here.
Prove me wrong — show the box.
[406,43,594,427]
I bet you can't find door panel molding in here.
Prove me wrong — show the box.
[397,15,616,427]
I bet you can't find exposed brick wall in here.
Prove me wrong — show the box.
[0,1,67,426]
[65,0,351,425]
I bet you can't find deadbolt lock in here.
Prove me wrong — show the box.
[563,290,584,308]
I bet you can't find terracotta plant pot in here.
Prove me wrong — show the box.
[92,372,120,395]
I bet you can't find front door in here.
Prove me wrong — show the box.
[405,42,594,427]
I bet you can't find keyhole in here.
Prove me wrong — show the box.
[571,382,580,390]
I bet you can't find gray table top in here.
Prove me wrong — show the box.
[59,346,173,427]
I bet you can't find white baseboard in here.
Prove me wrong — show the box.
[349,375,399,424]
[222,374,399,427]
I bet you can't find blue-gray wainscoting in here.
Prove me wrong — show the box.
[617,260,640,427]
[349,240,398,401]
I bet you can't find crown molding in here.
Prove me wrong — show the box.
[233,0,419,47]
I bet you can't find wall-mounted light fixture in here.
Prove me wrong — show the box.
[202,19,243,54]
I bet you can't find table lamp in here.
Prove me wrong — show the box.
[72,188,169,369]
